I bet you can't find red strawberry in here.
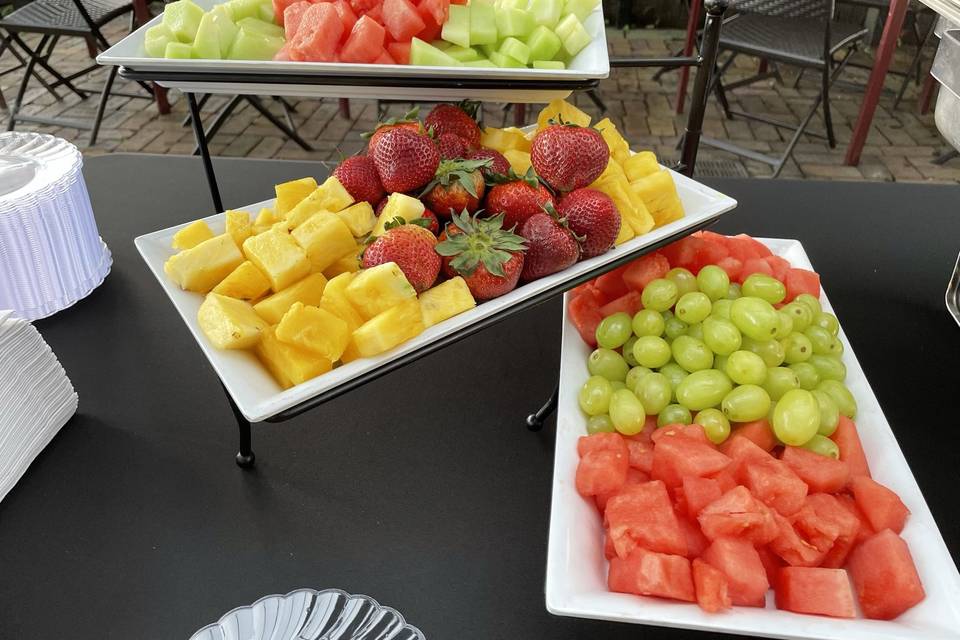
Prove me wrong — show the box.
[530,122,609,192]
[519,212,580,281]
[420,209,440,235]
[558,188,621,259]
[374,197,388,217]
[436,133,469,159]
[362,221,440,293]
[424,101,481,149]
[372,127,440,193]
[332,155,385,206]
[420,158,489,219]
[484,170,555,230]
[436,211,527,300]
[365,107,422,156]
[464,148,510,177]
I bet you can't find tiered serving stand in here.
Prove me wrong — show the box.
[100,0,732,467]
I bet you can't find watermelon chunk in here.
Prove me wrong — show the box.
[692,558,732,613]
[289,3,343,61]
[784,268,821,302]
[578,432,628,458]
[340,15,386,62]
[764,254,790,282]
[830,416,871,478]
[690,241,729,274]
[568,293,602,348]
[650,423,712,446]
[622,252,670,293]
[283,1,311,37]
[662,237,707,272]
[775,567,856,618]
[386,40,411,63]
[739,457,808,517]
[374,48,395,63]
[698,486,778,545]
[575,449,627,498]
[417,0,448,23]
[781,446,850,494]
[768,511,826,567]
[715,256,742,282]
[651,436,732,489]
[792,493,861,568]
[756,545,785,583]
[847,529,925,620]
[606,481,687,558]
[382,0,425,41]
[739,257,774,282]
[273,0,299,26]
[722,234,770,262]
[680,476,723,519]
[678,515,710,558]
[596,467,648,513]
[720,433,774,466]
[608,547,696,602]
[333,0,359,41]
[725,419,777,452]
[837,493,875,542]
[599,290,642,318]
[625,438,654,474]
[594,263,631,301]
[850,476,909,534]
[700,537,769,606]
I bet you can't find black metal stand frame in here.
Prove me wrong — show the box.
[117,0,729,467]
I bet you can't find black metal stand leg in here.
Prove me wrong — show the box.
[245,95,313,151]
[586,89,608,114]
[192,95,242,154]
[222,383,255,468]
[182,92,211,127]
[186,92,223,214]
[89,65,117,146]
[526,385,559,432]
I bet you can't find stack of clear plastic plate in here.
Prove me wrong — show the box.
[0,133,111,321]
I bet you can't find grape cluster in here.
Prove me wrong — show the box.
[578,266,857,456]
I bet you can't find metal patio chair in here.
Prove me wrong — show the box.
[702,0,869,176]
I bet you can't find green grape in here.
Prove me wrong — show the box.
[782,332,813,364]
[667,267,699,296]
[804,325,834,355]
[813,311,839,336]
[713,354,729,372]
[725,350,768,385]
[686,322,705,341]
[763,366,801,401]
[672,335,714,372]
[812,389,840,436]
[658,403,693,427]
[695,408,731,445]
[742,274,786,304]
[587,414,615,434]
[827,337,844,357]
[721,384,771,422]
[676,292,712,325]
[772,389,820,446]
[635,372,672,416]
[588,348,630,382]
[802,434,840,458]
[702,317,742,356]
[642,278,679,312]
[730,297,780,341]
[808,354,846,382]
[741,336,785,368]
[774,310,794,340]
[579,375,613,415]
[633,336,672,368]
[794,293,822,316]
[596,312,633,349]
[676,369,733,411]
[659,362,689,401]
[664,315,688,340]
[622,336,639,366]
[726,282,742,299]
[783,301,812,332]
[632,309,665,337]
[610,380,627,391]
[711,298,733,320]
[789,362,821,390]
[626,366,652,393]
[610,389,647,435]
[697,265,730,302]
[817,380,857,418]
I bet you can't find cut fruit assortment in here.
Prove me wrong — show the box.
[144,0,600,66]
[570,232,926,621]
[162,98,686,389]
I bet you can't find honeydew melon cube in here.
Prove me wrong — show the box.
[192,13,224,59]
[532,59,565,69]
[225,0,264,21]
[557,14,590,56]
[477,42,498,59]
[488,50,524,68]
[227,28,284,60]
[554,12,577,40]
[530,0,562,27]
[525,24,561,61]
[237,17,284,39]
[211,6,239,57]
[258,2,275,23]
[499,37,530,64]
[444,44,480,62]
[409,37,463,66]
[164,41,194,58]
[499,0,528,9]
[431,40,452,50]
[162,0,205,43]
[495,8,535,38]
[464,59,496,67]
[441,4,470,48]
[469,1,497,45]
[564,0,599,21]
[144,24,175,57]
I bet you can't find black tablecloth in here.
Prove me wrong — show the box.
[0,155,957,640]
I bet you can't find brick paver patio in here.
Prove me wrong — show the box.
[2,19,958,183]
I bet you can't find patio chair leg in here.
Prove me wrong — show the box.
[822,68,836,149]
[89,65,117,146]
[512,102,526,127]
[793,68,805,89]
[3,35,59,101]
[22,35,88,100]
[245,95,313,151]
[526,385,558,432]
[276,96,296,132]
[6,34,48,131]
[894,16,936,109]
[222,383,255,469]
[339,97,350,119]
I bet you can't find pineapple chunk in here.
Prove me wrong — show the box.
[164,233,244,293]
[595,117,631,165]
[597,157,627,183]
[339,338,362,364]
[480,126,531,153]
[503,149,532,176]
[252,207,278,234]
[197,292,267,349]
[418,277,477,327]
[322,246,362,279]
[345,261,417,319]
[592,174,655,236]
[253,272,327,324]
[291,211,357,273]
[319,272,364,332]
[614,216,635,245]
[373,193,425,236]
[275,301,350,361]
[274,176,317,217]
[256,325,332,389]
[172,220,215,250]
[212,260,271,300]
[285,176,355,228]
[623,151,661,182]
[225,210,253,247]
[352,298,424,357]
[242,229,311,292]
[631,170,685,228]
[336,201,377,237]
[536,97,591,130]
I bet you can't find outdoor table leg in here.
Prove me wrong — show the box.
[132,0,170,115]
[844,0,909,165]
[675,0,703,114]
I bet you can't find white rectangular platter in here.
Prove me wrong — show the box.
[546,237,960,640]
[134,168,735,423]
